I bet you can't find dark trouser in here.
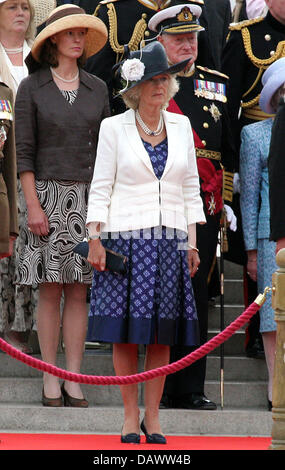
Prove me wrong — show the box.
[163,212,220,399]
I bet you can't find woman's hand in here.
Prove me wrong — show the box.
[27,203,49,236]
[87,239,106,271]
[188,248,200,278]
[246,249,257,282]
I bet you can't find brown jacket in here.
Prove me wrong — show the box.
[0,82,18,255]
[15,66,110,182]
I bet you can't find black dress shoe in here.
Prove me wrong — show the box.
[159,394,174,409]
[121,433,140,444]
[140,420,167,444]
[246,338,265,359]
[268,399,272,411]
[176,393,217,410]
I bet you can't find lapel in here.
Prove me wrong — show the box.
[122,109,179,178]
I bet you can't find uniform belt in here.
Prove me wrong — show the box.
[242,105,274,121]
[195,148,221,161]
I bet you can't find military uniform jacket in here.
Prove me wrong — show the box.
[222,11,285,147]
[0,82,18,254]
[167,66,236,216]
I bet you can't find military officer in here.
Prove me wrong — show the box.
[148,4,236,409]
[222,0,285,358]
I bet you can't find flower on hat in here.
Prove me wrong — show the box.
[121,58,145,82]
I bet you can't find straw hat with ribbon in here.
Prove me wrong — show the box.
[31,3,108,62]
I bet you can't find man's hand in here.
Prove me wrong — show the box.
[224,204,237,231]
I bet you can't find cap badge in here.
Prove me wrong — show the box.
[177,7,193,23]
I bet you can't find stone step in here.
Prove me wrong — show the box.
[208,303,245,329]
[208,329,246,355]
[0,377,269,409]
[223,279,244,304]
[0,404,272,436]
[224,260,244,280]
[0,352,267,381]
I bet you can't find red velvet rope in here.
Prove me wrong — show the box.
[0,301,260,385]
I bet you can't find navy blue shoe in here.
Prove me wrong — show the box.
[140,420,167,444]
[121,432,140,444]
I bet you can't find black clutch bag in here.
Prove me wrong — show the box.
[73,241,128,275]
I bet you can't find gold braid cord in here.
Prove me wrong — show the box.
[223,171,234,203]
[107,4,147,62]
[241,27,285,108]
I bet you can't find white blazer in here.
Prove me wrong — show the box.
[86,108,206,233]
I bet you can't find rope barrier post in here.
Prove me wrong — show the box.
[219,223,226,410]
[270,248,285,450]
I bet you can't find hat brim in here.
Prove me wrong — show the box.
[259,71,285,114]
[115,57,191,98]
[31,14,107,62]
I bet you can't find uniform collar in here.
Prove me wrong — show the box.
[266,10,285,34]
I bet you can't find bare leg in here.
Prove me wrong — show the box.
[113,343,140,435]
[144,344,170,435]
[36,283,62,398]
[262,331,276,402]
[62,283,88,399]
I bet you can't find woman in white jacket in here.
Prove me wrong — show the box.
[86,41,206,444]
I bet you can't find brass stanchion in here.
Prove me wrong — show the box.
[270,248,285,450]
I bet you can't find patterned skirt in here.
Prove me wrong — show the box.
[15,179,93,285]
[87,227,199,346]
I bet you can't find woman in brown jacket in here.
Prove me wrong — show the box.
[0,82,18,259]
[15,4,109,407]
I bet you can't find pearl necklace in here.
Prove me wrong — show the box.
[50,67,79,83]
[136,110,164,136]
[4,46,23,54]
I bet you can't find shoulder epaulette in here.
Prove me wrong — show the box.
[196,65,229,80]
[229,16,264,31]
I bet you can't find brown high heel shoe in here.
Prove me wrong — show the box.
[42,388,63,407]
[61,383,89,408]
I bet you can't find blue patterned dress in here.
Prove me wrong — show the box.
[240,119,276,333]
[87,138,199,345]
